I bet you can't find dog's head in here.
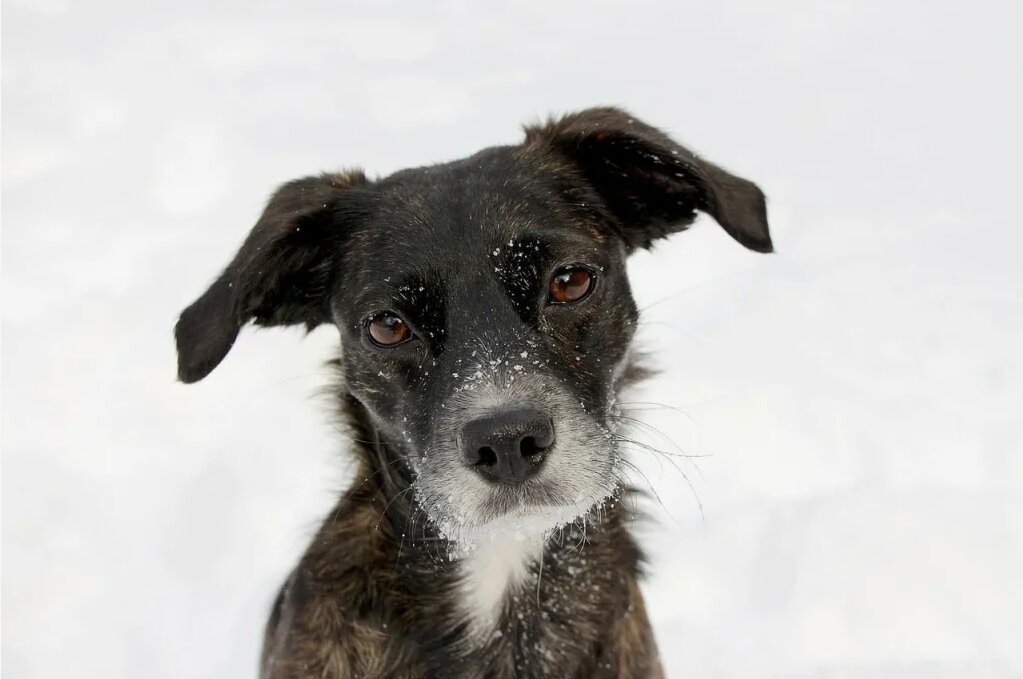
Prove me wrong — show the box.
[176,108,771,545]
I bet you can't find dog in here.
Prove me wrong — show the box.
[175,107,771,678]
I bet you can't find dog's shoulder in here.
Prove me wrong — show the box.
[260,494,429,679]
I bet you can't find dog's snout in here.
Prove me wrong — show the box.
[460,407,554,484]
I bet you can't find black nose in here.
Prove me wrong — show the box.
[460,407,555,484]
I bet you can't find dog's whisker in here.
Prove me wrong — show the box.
[608,434,710,460]
[615,459,686,528]
[348,456,409,495]
[325,420,393,449]
[608,422,707,523]
[615,403,704,435]
[615,399,703,420]
[637,268,763,314]
[607,414,708,484]
[376,486,415,531]
[608,413,693,453]
[611,436,707,486]
[615,438,705,516]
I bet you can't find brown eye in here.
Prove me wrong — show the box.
[548,267,594,304]
[367,313,412,347]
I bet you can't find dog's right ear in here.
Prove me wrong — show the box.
[175,171,369,383]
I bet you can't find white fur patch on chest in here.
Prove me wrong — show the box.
[458,536,540,631]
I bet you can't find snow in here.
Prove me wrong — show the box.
[3,1,1022,677]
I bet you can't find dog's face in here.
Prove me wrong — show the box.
[175,108,771,545]
[334,150,643,543]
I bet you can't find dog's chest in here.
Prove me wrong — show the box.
[457,537,540,630]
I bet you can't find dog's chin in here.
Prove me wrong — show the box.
[430,483,618,551]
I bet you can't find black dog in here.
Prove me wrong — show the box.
[176,107,771,678]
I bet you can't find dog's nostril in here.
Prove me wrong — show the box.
[519,436,545,460]
[476,446,498,468]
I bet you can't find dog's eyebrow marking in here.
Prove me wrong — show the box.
[490,235,547,322]
[386,273,448,350]
[491,231,605,325]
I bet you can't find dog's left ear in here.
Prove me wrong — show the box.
[175,171,368,384]
[524,107,772,253]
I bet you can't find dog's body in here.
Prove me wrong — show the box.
[176,108,771,678]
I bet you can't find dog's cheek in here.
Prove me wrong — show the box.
[595,289,638,386]
[412,434,472,529]
[546,303,636,412]
[586,274,637,377]
[342,358,413,433]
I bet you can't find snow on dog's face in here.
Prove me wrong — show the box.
[175,108,772,545]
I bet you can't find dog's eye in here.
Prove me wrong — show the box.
[548,267,594,304]
[367,312,412,347]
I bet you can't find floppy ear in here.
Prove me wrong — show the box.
[524,107,772,253]
[175,171,368,383]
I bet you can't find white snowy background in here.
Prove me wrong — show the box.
[3,1,1022,677]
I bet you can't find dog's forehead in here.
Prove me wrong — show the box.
[345,148,607,279]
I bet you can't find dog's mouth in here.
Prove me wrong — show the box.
[473,482,620,539]
[415,439,622,548]
[428,488,620,548]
